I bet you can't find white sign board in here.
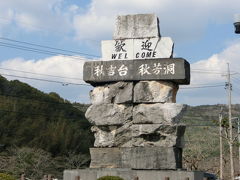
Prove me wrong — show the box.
[101,37,173,61]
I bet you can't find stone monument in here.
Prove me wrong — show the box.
[64,14,205,180]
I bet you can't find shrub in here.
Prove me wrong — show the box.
[0,173,16,180]
[97,175,124,180]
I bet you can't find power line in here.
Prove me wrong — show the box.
[0,42,56,56]
[0,38,236,89]
[0,37,100,58]
[0,41,90,61]
[191,68,227,72]
[191,69,227,73]
[191,69,239,75]
[0,36,238,78]
[232,81,240,88]
[234,86,240,92]
[233,90,240,96]
[0,73,90,86]
[191,71,225,75]
[187,82,225,86]
[232,77,240,83]
[0,67,84,81]
[2,72,225,89]
[232,82,240,91]
[0,68,230,84]
[180,84,225,89]
[0,71,226,89]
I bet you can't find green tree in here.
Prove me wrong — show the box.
[4,147,53,180]
[97,176,124,180]
[0,173,16,180]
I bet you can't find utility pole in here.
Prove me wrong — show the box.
[238,117,240,172]
[219,107,223,180]
[226,63,234,180]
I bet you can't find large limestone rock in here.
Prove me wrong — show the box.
[91,124,185,148]
[91,122,132,147]
[131,124,185,148]
[134,81,178,103]
[91,126,116,147]
[133,103,186,124]
[90,82,133,104]
[85,104,132,126]
[113,14,160,39]
[90,147,182,169]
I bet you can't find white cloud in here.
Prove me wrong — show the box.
[0,0,72,34]
[0,0,239,44]
[0,7,14,34]
[1,0,239,43]
[191,41,240,84]
[178,41,240,105]
[0,55,87,84]
[0,55,93,103]
[72,0,240,42]
[73,14,113,41]
[14,13,40,31]
[68,5,80,14]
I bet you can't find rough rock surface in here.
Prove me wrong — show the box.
[90,147,182,169]
[133,103,186,124]
[134,81,178,103]
[131,124,185,148]
[90,82,133,104]
[91,126,116,147]
[85,104,132,126]
[113,14,160,39]
[91,122,132,147]
[92,124,185,148]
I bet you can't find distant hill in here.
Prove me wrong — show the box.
[182,104,240,126]
[0,75,94,156]
[182,104,240,178]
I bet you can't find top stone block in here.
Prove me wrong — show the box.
[113,14,160,39]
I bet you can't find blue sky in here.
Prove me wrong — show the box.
[0,0,240,105]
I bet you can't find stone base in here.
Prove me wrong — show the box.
[90,147,182,169]
[64,169,205,180]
